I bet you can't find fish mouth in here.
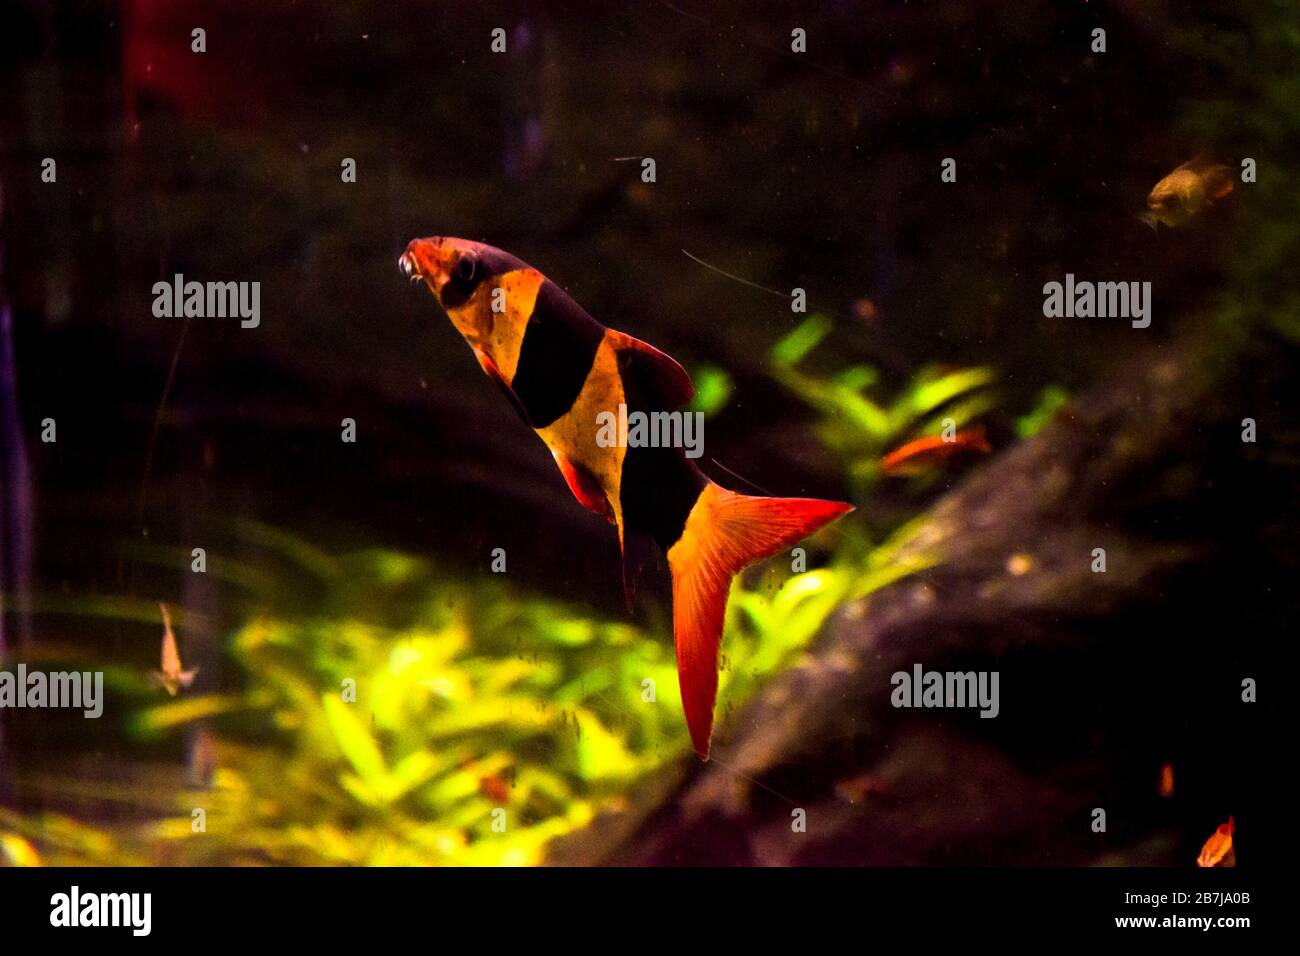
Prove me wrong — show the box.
[398,251,425,283]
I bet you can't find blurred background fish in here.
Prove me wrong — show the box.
[1140,157,1235,229]
[1158,761,1175,798]
[1196,816,1234,867]
[880,425,992,476]
[148,603,198,696]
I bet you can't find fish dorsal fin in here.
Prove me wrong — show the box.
[1178,156,1235,199]
[611,331,695,410]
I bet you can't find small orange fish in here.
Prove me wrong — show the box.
[880,425,992,475]
[1196,816,1234,867]
[149,603,198,696]
[1140,157,1235,229]
[479,774,510,804]
[852,298,878,323]
[1158,762,1175,798]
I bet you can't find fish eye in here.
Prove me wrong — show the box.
[455,255,477,282]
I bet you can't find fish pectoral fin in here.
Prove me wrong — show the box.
[611,331,696,409]
[179,668,199,688]
[474,347,534,427]
[551,450,613,521]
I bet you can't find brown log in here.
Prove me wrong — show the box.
[549,324,1283,865]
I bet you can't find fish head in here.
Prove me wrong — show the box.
[1145,168,1201,227]
[400,236,529,347]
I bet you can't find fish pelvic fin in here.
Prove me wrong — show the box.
[620,525,657,613]
[666,482,853,759]
[551,449,613,521]
[474,347,533,427]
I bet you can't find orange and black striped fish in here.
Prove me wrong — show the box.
[880,425,992,476]
[400,237,853,759]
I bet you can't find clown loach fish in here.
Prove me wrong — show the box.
[400,237,853,759]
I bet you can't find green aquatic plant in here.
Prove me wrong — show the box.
[3,321,984,867]
[0,304,1023,869]
[1016,385,1071,439]
[1175,0,1300,342]
[3,506,913,866]
[687,363,734,416]
[771,314,998,496]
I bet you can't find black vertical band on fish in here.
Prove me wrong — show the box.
[510,282,606,429]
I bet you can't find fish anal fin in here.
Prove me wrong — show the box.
[552,449,613,521]
[612,331,695,409]
[620,525,657,612]
[667,483,854,758]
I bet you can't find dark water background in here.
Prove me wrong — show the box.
[0,0,1286,864]
[3,0,1245,597]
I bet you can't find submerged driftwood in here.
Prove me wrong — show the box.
[550,323,1283,866]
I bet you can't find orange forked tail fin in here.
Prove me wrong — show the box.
[666,482,854,759]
